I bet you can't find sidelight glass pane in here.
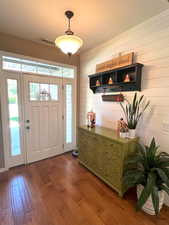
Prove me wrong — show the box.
[50,84,58,101]
[30,82,40,101]
[66,84,72,143]
[7,79,21,156]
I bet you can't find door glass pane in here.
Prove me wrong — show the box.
[50,84,58,101]
[66,84,72,143]
[30,82,40,101]
[7,79,21,156]
[40,83,49,101]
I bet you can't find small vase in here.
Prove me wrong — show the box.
[137,185,164,215]
[128,129,136,139]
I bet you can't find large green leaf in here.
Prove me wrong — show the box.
[136,173,156,211]
[160,168,169,180]
[159,152,169,158]
[123,170,145,187]
[158,160,169,168]
[153,168,169,187]
[160,184,169,195]
[151,186,159,215]
[125,155,144,165]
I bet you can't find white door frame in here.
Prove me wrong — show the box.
[0,51,77,170]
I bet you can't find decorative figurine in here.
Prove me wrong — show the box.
[96,80,100,87]
[87,111,96,128]
[119,127,127,138]
[108,77,113,85]
[117,118,128,136]
[124,74,130,82]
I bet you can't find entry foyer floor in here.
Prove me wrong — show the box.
[0,153,169,225]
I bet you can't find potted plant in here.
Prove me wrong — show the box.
[123,138,169,215]
[120,93,150,138]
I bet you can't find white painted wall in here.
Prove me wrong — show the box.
[80,9,169,205]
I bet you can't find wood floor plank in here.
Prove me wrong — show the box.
[0,153,169,225]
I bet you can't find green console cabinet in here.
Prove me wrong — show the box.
[78,126,138,197]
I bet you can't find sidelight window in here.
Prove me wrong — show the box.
[7,79,21,156]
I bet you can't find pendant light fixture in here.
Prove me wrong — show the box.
[55,11,83,56]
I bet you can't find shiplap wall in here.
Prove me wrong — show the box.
[80,9,169,205]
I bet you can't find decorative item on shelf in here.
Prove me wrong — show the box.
[124,74,130,83]
[123,138,169,215]
[87,110,96,128]
[120,92,150,138]
[96,80,100,87]
[108,77,113,85]
[117,118,128,138]
[102,94,124,102]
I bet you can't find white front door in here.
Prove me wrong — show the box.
[23,74,63,163]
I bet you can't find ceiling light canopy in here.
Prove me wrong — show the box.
[55,11,83,56]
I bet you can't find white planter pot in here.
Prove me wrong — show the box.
[137,185,165,215]
[128,129,136,139]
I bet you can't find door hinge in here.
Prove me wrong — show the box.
[62,144,64,149]
[62,115,64,120]
[62,85,64,90]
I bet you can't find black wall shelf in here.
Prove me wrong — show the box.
[89,63,143,94]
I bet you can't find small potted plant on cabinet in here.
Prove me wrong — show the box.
[120,92,150,138]
[123,138,169,215]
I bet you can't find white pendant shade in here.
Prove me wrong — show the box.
[55,35,83,55]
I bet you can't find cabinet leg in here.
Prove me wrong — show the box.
[118,192,124,198]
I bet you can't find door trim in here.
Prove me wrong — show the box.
[0,51,77,169]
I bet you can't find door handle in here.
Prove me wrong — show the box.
[26,126,30,130]
[26,120,30,123]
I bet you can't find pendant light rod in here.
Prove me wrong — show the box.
[55,10,83,55]
[65,11,74,35]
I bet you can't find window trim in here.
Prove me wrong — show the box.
[0,51,77,80]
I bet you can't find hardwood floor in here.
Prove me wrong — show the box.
[0,153,169,225]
